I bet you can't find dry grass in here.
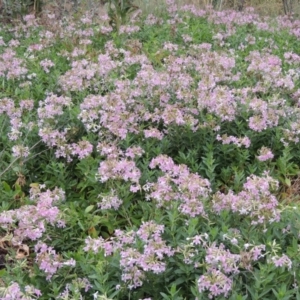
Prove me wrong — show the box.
[24,0,300,21]
[135,0,300,17]
[1,0,299,25]
[37,0,300,19]
[38,0,108,23]
[280,175,300,205]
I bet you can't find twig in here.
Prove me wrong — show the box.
[0,157,20,178]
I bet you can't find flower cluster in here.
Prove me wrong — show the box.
[270,254,292,270]
[146,155,211,217]
[246,96,284,132]
[205,243,240,274]
[0,187,65,244]
[0,97,34,142]
[213,172,280,224]
[0,49,28,79]
[97,189,123,210]
[40,59,55,73]
[59,49,118,92]
[216,134,251,148]
[257,146,274,162]
[196,242,238,298]
[0,282,41,300]
[37,93,95,161]
[97,143,143,191]
[84,221,174,289]
[37,93,72,126]
[197,241,267,297]
[70,140,93,159]
[12,145,30,158]
[35,241,76,280]
[198,269,233,299]
[57,278,92,300]
[247,51,296,93]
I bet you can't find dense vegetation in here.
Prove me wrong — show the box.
[1,1,300,299]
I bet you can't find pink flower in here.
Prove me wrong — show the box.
[71,140,93,159]
[12,145,30,158]
[144,128,164,140]
[97,189,123,210]
[213,173,280,224]
[84,222,174,289]
[40,59,55,73]
[35,242,76,280]
[257,146,274,161]
[1,282,42,299]
[198,269,233,298]
[216,134,251,148]
[271,254,292,270]
[0,187,65,244]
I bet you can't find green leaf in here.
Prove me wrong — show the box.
[85,205,94,214]
[285,178,291,187]
[258,287,273,298]
[14,183,21,191]
[2,181,11,192]
[77,221,85,231]
[160,293,169,299]
[210,226,218,239]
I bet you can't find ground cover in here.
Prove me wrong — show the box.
[1,1,300,299]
